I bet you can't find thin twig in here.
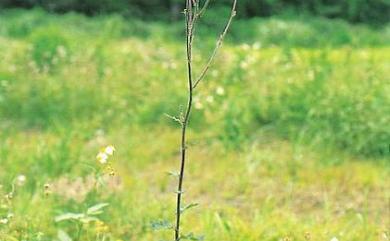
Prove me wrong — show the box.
[174,1,195,240]
[195,0,212,19]
[173,0,236,240]
[192,0,237,89]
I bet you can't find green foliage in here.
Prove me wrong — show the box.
[1,0,389,24]
[55,203,109,222]
[0,9,388,241]
[29,27,69,70]
[0,9,388,156]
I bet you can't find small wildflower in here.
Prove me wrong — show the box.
[0,218,8,224]
[16,174,27,186]
[95,220,109,234]
[97,152,108,164]
[216,86,225,96]
[5,193,13,200]
[107,165,116,176]
[104,145,115,156]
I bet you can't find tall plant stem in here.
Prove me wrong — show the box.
[174,0,236,240]
[175,1,194,240]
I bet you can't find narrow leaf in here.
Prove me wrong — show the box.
[180,203,199,214]
[87,203,109,215]
[55,213,85,222]
[167,171,180,177]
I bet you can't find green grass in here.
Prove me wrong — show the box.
[0,9,389,241]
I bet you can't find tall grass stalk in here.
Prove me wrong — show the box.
[174,0,237,240]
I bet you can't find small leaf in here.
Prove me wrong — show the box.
[55,213,85,222]
[150,220,173,231]
[57,230,72,241]
[180,203,199,214]
[87,203,109,215]
[167,171,180,177]
[164,113,182,125]
[173,190,185,194]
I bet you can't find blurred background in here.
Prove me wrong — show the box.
[0,1,389,241]
[1,0,389,24]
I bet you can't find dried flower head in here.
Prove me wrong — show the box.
[44,183,51,196]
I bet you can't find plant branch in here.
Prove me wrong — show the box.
[174,1,195,240]
[195,0,212,19]
[192,0,237,89]
[173,0,236,240]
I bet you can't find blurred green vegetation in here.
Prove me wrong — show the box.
[1,0,389,24]
[0,9,388,157]
[0,8,389,241]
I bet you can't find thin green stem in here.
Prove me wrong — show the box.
[193,0,237,89]
[175,2,194,240]
[174,0,235,240]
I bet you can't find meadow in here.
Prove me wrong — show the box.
[0,8,389,241]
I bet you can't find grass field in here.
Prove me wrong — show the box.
[0,9,389,241]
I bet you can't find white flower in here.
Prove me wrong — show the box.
[330,237,339,241]
[96,152,108,164]
[0,218,8,224]
[16,175,26,186]
[216,86,225,96]
[104,145,115,156]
